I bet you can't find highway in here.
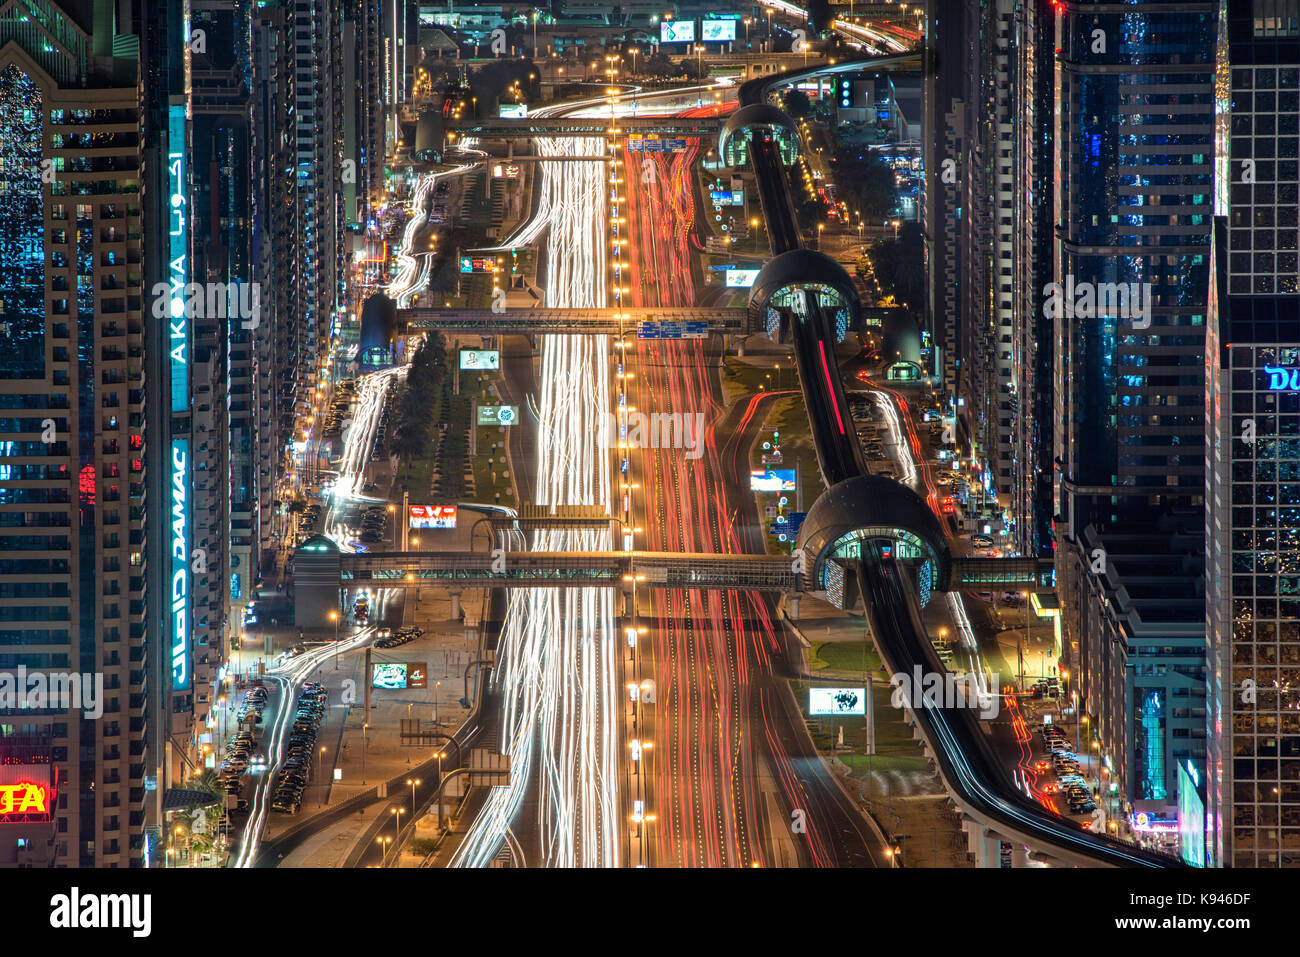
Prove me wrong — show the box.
[453,116,621,869]
[618,96,878,867]
[741,62,1180,867]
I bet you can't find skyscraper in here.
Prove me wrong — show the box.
[1053,0,1218,788]
[1205,0,1300,868]
[0,0,152,866]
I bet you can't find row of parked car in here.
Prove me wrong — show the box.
[324,379,357,438]
[1037,724,1097,815]
[370,380,399,463]
[270,683,328,814]
[375,625,422,649]
[358,504,389,544]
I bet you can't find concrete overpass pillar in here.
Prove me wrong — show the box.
[1012,843,1028,868]
[786,593,800,620]
[965,823,1002,868]
[449,589,462,621]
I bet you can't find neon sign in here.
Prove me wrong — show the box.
[171,439,190,690]
[1264,366,1300,391]
[0,782,49,817]
[167,104,189,414]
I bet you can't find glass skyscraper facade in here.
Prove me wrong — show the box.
[1206,0,1300,869]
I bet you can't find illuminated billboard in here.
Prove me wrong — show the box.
[749,468,796,492]
[710,189,744,206]
[1178,759,1206,867]
[725,268,761,287]
[701,20,736,41]
[460,349,500,370]
[371,662,428,690]
[409,505,458,529]
[660,20,695,43]
[170,438,190,690]
[459,256,498,274]
[809,687,866,716]
[477,405,518,426]
[498,103,528,118]
[371,662,407,690]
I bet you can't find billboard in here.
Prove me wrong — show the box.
[725,268,761,287]
[170,438,190,690]
[710,189,744,206]
[1178,759,1206,867]
[459,256,498,274]
[371,662,407,690]
[491,163,521,178]
[372,662,428,690]
[809,687,866,716]
[459,349,500,370]
[409,505,457,529]
[498,103,528,118]
[477,405,518,426]
[750,468,796,492]
[701,20,736,41]
[660,20,695,43]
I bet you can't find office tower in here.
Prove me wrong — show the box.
[1206,0,1300,868]
[1053,1,1217,793]
[343,0,385,231]
[0,1,150,866]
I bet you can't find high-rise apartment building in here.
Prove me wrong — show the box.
[0,1,151,866]
[1205,0,1300,868]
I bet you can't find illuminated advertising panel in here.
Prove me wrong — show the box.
[710,189,744,206]
[1263,365,1300,391]
[1178,759,1206,867]
[660,20,695,43]
[809,687,866,716]
[167,104,189,414]
[371,662,408,689]
[409,505,458,529]
[171,438,190,690]
[701,20,736,41]
[459,256,498,274]
[498,103,528,118]
[725,268,761,287]
[477,405,518,426]
[749,468,796,491]
[459,349,500,370]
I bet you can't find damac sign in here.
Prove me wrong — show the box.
[170,439,189,690]
[1264,366,1300,391]
[0,782,49,817]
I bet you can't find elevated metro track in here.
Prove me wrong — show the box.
[738,59,1180,867]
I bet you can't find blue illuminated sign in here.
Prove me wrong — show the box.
[171,438,190,690]
[167,105,189,414]
[1264,366,1300,391]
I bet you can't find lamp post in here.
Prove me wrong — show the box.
[435,750,447,831]
[362,722,370,783]
[391,806,405,849]
[330,609,340,669]
[318,746,327,806]
[407,778,421,818]
[376,835,391,867]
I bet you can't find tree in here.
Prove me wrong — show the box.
[782,88,812,119]
[832,145,898,224]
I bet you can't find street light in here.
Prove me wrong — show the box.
[407,778,421,818]
[434,750,447,832]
